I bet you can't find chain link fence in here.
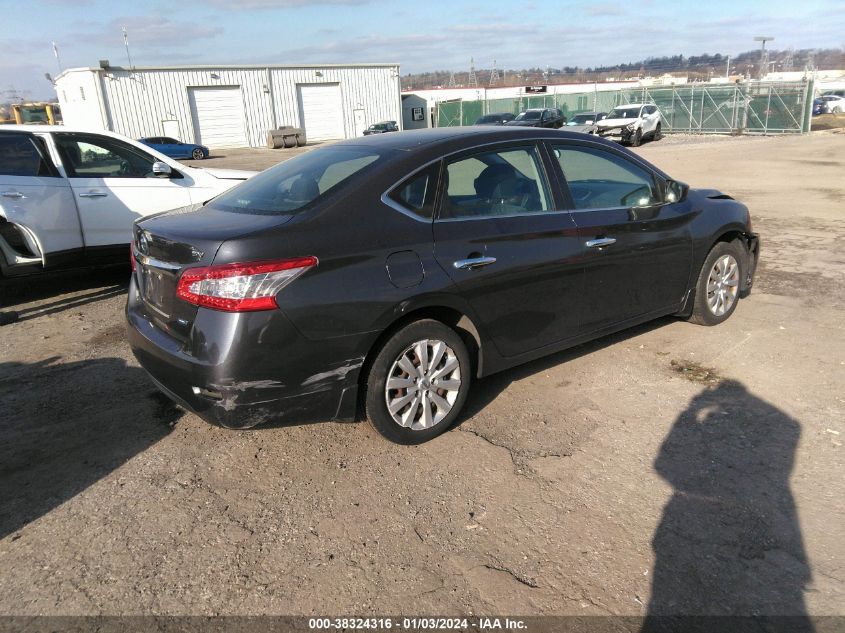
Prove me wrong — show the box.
[435,80,814,134]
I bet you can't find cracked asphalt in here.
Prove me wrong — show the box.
[1,131,843,619]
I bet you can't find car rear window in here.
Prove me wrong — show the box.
[210,147,382,215]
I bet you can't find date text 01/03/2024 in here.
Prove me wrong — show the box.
[307,617,527,629]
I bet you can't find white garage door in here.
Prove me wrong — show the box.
[188,87,248,148]
[298,84,345,141]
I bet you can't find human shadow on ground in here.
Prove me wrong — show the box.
[0,356,181,539]
[642,379,813,633]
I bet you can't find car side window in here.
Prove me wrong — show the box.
[388,163,439,219]
[552,144,660,210]
[0,134,59,177]
[54,133,157,178]
[440,146,551,219]
[161,137,179,144]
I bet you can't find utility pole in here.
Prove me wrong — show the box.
[52,42,62,74]
[725,55,731,79]
[122,26,134,70]
[447,71,456,88]
[754,36,774,80]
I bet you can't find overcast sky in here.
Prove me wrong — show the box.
[2,0,843,100]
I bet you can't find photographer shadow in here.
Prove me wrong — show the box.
[643,379,814,633]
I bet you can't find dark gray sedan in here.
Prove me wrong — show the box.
[128,127,759,443]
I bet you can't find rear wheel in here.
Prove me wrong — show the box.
[366,319,471,444]
[688,241,744,326]
[191,148,205,160]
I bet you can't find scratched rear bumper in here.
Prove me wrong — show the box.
[126,277,367,429]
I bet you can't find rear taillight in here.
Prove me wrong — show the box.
[176,257,318,312]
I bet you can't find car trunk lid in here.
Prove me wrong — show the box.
[132,203,294,342]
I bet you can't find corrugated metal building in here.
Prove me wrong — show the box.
[54,63,402,148]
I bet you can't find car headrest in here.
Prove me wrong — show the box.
[474,163,516,199]
[288,176,320,203]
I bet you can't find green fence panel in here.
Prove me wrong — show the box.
[461,100,484,126]
[437,101,461,127]
[435,81,809,133]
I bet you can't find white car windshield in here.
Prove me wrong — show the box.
[608,108,640,119]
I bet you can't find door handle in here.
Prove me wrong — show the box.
[1,191,24,199]
[585,237,617,248]
[453,256,497,270]
[79,191,108,198]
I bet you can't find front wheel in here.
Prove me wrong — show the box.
[366,319,471,444]
[631,128,643,147]
[653,122,662,141]
[191,148,205,160]
[687,241,745,326]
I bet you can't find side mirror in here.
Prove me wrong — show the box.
[152,161,172,178]
[665,179,689,203]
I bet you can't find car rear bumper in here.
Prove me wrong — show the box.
[125,278,366,429]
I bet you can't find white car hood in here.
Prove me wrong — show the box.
[200,167,258,180]
[597,117,639,129]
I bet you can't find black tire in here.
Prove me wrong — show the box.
[688,241,745,326]
[365,319,471,444]
[631,128,642,147]
[653,122,662,141]
[191,148,205,160]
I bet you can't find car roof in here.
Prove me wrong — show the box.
[613,104,645,109]
[323,126,631,154]
[0,124,138,138]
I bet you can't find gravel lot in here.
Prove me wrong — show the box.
[1,131,843,620]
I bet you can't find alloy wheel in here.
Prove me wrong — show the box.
[706,254,739,316]
[384,339,462,431]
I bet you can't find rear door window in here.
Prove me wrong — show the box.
[439,145,551,219]
[0,133,59,177]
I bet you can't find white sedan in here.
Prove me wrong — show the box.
[0,126,255,278]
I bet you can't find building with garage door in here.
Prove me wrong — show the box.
[53,63,402,148]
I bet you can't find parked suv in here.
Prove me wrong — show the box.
[474,112,516,125]
[596,104,662,146]
[363,121,399,135]
[127,127,759,444]
[505,108,565,128]
[0,126,254,278]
